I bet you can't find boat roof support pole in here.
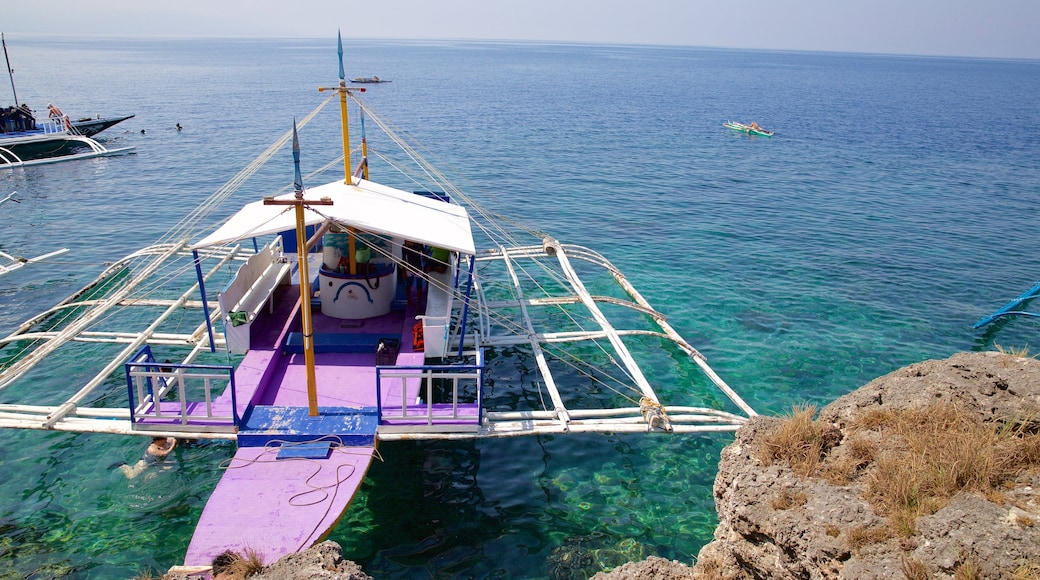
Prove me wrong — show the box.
[501,249,571,427]
[192,249,216,353]
[456,254,476,359]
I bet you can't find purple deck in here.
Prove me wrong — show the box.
[183,444,375,566]
[223,285,423,415]
[186,282,425,565]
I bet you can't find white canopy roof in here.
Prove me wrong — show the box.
[192,177,476,255]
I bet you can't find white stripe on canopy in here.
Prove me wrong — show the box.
[191,177,476,255]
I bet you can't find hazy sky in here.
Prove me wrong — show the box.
[5,0,1039,59]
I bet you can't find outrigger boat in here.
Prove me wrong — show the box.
[0,33,134,167]
[724,120,774,137]
[0,118,134,167]
[973,281,1040,328]
[0,35,756,570]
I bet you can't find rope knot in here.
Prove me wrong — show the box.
[639,396,672,431]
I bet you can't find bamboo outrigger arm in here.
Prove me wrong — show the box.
[542,237,660,404]
[499,246,572,429]
[0,242,247,430]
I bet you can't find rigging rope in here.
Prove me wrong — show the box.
[2,89,665,409]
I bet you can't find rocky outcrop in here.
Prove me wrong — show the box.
[164,541,370,580]
[596,351,1040,579]
[247,541,371,580]
[694,351,1040,579]
[590,555,698,579]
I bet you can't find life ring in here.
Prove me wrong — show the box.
[412,321,425,351]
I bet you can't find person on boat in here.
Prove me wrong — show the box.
[14,103,35,131]
[119,436,177,479]
[749,122,760,130]
[47,103,64,119]
[401,240,427,307]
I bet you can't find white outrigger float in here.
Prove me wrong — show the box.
[0,35,755,569]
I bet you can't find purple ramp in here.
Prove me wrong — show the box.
[183,444,375,566]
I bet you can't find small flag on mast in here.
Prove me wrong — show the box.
[292,119,303,194]
[337,30,345,81]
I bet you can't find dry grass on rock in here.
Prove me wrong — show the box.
[756,401,1040,540]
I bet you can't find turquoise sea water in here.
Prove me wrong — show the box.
[1,38,1039,578]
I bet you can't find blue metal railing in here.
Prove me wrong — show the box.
[375,349,484,426]
[125,345,239,431]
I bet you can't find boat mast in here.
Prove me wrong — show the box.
[359,108,370,180]
[318,30,365,276]
[2,33,19,106]
[262,122,332,416]
[336,30,352,184]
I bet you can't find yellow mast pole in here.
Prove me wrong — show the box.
[319,30,365,275]
[344,77,357,276]
[264,122,332,416]
[360,109,370,180]
[339,78,352,185]
[294,200,319,415]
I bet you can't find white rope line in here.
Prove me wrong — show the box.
[348,94,644,398]
[0,96,337,356]
[322,222,647,404]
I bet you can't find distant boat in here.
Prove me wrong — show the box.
[724,121,774,137]
[973,281,1040,328]
[350,75,390,83]
[0,116,135,168]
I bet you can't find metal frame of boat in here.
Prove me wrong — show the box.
[0,36,756,568]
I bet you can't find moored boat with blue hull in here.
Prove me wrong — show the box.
[973,280,1040,328]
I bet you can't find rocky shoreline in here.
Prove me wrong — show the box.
[167,351,1040,579]
[600,350,1040,579]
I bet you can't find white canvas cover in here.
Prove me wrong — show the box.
[191,178,476,255]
